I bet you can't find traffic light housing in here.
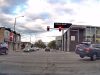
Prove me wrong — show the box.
[54,23,72,28]
[47,26,50,31]
[59,27,62,31]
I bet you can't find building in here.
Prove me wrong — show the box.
[0,27,21,51]
[13,31,21,51]
[21,42,32,49]
[56,25,100,52]
[56,36,62,50]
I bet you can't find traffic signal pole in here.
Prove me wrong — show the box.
[62,29,64,51]
[47,23,72,51]
[67,28,70,52]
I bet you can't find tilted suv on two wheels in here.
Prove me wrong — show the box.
[75,42,100,61]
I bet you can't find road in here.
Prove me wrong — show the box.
[0,49,100,75]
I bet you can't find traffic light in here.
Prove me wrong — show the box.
[54,23,72,28]
[47,26,50,31]
[59,27,62,31]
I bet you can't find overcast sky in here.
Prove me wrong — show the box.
[0,0,100,42]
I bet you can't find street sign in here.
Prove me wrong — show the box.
[54,23,72,28]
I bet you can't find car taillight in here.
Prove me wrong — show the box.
[84,48,91,52]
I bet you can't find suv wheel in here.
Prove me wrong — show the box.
[5,50,8,55]
[90,54,97,61]
[80,55,84,58]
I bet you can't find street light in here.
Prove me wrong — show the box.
[13,16,24,51]
[14,16,24,32]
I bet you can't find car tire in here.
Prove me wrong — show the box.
[90,54,97,61]
[80,55,84,58]
[5,51,8,55]
[5,49,8,55]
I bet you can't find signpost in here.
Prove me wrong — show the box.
[47,23,72,51]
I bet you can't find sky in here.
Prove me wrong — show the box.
[1,0,100,42]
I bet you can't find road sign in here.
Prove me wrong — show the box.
[54,23,72,28]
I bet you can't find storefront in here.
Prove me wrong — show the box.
[63,25,100,51]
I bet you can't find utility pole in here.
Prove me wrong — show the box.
[30,34,31,43]
[13,16,24,51]
[67,29,70,52]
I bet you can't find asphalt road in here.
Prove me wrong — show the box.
[0,49,100,75]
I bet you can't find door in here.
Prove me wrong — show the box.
[70,30,78,51]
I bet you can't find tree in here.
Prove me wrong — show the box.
[34,40,46,48]
[48,40,56,49]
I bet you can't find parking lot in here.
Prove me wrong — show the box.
[0,50,100,75]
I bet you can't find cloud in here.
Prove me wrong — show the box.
[0,13,13,28]
[1,0,100,42]
[47,0,66,4]
[0,0,27,15]
[17,25,45,34]
[27,12,51,21]
[70,0,100,25]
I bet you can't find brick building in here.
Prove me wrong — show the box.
[0,27,21,51]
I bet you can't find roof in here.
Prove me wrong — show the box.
[5,28,11,32]
[72,24,100,28]
[0,27,21,36]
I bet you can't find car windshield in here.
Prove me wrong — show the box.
[78,43,91,48]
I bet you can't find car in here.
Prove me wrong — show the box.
[45,47,50,52]
[75,43,100,61]
[0,47,8,55]
[0,42,8,55]
[23,47,34,52]
[33,47,39,51]
[36,47,39,51]
[29,48,34,52]
[23,47,30,52]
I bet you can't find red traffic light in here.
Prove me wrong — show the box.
[47,26,50,31]
[59,27,62,31]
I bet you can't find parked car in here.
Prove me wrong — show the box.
[33,47,39,51]
[0,47,8,55]
[23,47,34,52]
[0,42,8,55]
[45,47,50,52]
[75,43,100,61]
